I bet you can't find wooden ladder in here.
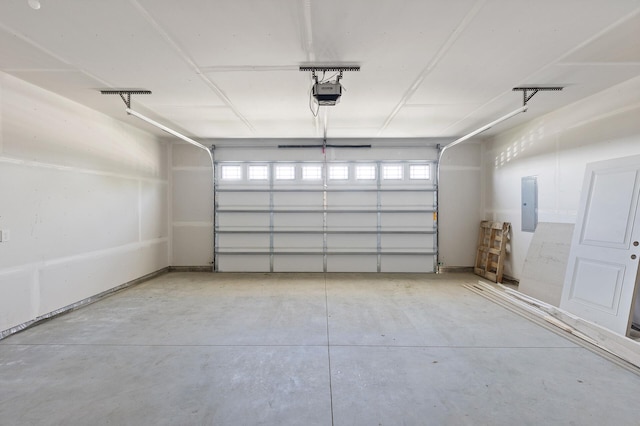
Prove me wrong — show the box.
[474,221,510,283]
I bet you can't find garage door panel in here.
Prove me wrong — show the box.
[381,234,434,250]
[218,212,270,228]
[219,233,270,249]
[273,212,323,228]
[327,255,377,272]
[327,212,377,228]
[215,159,437,272]
[273,192,322,207]
[217,192,269,207]
[218,254,270,272]
[381,213,434,229]
[274,234,323,250]
[327,192,376,207]
[381,192,434,208]
[382,255,433,273]
[274,255,323,272]
[327,234,377,250]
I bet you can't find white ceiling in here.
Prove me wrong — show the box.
[1,0,639,141]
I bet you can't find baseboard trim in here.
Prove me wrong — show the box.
[501,274,520,285]
[168,266,214,272]
[437,266,474,273]
[0,267,170,341]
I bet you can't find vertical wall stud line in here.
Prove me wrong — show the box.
[435,148,441,273]
[377,161,382,273]
[138,180,143,244]
[269,162,275,272]
[167,146,174,267]
[211,147,218,272]
[432,159,438,273]
[323,274,335,426]
[323,155,328,273]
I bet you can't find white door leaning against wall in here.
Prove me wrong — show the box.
[560,154,640,336]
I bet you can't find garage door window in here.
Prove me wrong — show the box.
[382,164,403,180]
[329,165,349,180]
[221,164,242,180]
[356,164,376,180]
[275,165,295,180]
[410,164,430,180]
[248,165,268,180]
[302,165,322,180]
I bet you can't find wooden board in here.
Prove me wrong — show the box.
[464,281,640,370]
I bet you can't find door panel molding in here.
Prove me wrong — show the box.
[569,257,625,314]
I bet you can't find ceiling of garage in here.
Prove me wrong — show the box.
[1,0,639,141]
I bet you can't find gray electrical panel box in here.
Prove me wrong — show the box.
[522,176,538,232]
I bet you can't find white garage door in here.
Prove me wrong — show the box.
[215,160,437,272]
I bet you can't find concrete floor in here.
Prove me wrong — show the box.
[1,272,639,425]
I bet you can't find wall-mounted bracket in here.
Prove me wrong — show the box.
[100,89,152,108]
[513,86,563,106]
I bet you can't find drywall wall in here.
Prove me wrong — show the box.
[482,75,640,281]
[518,222,574,306]
[0,73,169,333]
[171,143,214,266]
[171,139,482,269]
[438,142,482,269]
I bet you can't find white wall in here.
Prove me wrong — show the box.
[438,142,482,268]
[0,73,169,333]
[482,75,640,280]
[171,138,482,270]
[171,143,214,267]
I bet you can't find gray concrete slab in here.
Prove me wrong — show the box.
[330,345,640,426]
[1,272,639,425]
[326,273,576,348]
[2,273,329,346]
[0,344,331,426]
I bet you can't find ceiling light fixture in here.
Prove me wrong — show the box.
[27,0,41,10]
